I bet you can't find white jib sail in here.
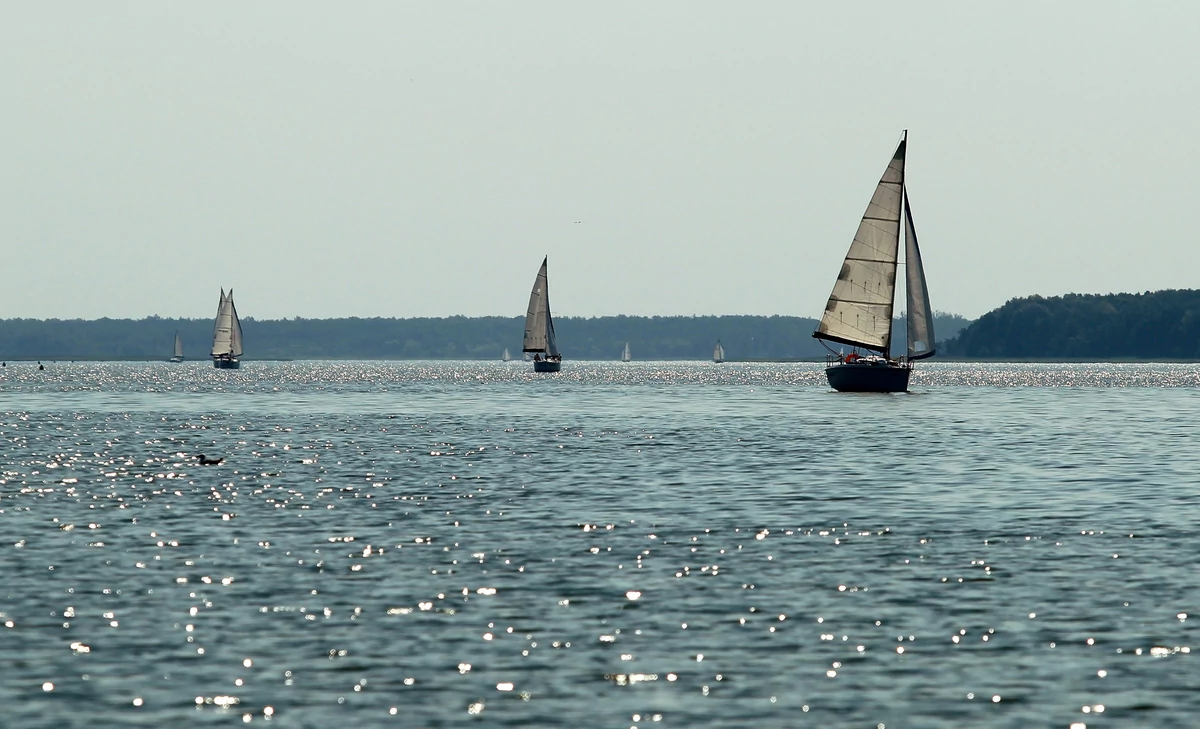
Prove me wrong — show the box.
[523,258,551,353]
[903,188,936,360]
[211,288,233,356]
[545,309,560,357]
[815,138,906,354]
[228,289,243,358]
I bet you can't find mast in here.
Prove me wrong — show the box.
[813,131,906,357]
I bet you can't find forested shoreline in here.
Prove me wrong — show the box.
[10,288,1200,361]
[0,313,971,362]
[944,290,1200,359]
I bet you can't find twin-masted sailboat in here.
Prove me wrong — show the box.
[211,288,244,369]
[523,257,562,372]
[812,131,935,392]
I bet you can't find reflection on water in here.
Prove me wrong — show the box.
[0,361,1198,728]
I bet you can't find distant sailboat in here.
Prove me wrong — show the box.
[812,131,935,392]
[502,348,511,362]
[713,340,725,363]
[523,257,562,372]
[211,288,243,370]
[621,342,631,363]
[169,331,184,362]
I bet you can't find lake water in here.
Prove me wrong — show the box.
[1,361,1198,728]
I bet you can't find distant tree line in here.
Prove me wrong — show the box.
[0,312,971,362]
[944,290,1200,359]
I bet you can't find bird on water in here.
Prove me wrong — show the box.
[197,454,224,466]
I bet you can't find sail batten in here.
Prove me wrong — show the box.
[814,137,906,355]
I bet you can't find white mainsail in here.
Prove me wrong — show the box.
[173,331,183,359]
[502,348,511,362]
[713,341,725,363]
[522,257,559,356]
[622,342,631,362]
[903,188,936,360]
[814,137,906,355]
[211,288,233,356]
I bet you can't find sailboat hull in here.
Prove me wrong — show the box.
[169,357,184,363]
[533,360,561,373]
[213,358,241,370]
[825,361,910,392]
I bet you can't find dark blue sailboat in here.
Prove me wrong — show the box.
[812,132,936,392]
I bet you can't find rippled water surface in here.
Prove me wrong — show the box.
[2,361,1198,728]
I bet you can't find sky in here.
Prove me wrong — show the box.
[3,2,1198,321]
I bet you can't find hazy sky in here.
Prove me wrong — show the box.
[4,2,1197,321]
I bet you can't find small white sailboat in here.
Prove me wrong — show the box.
[713,340,725,363]
[523,257,562,372]
[169,331,184,362]
[812,131,935,392]
[502,348,512,362]
[211,288,243,369]
[621,342,631,362]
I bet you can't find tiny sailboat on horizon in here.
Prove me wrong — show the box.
[169,331,184,362]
